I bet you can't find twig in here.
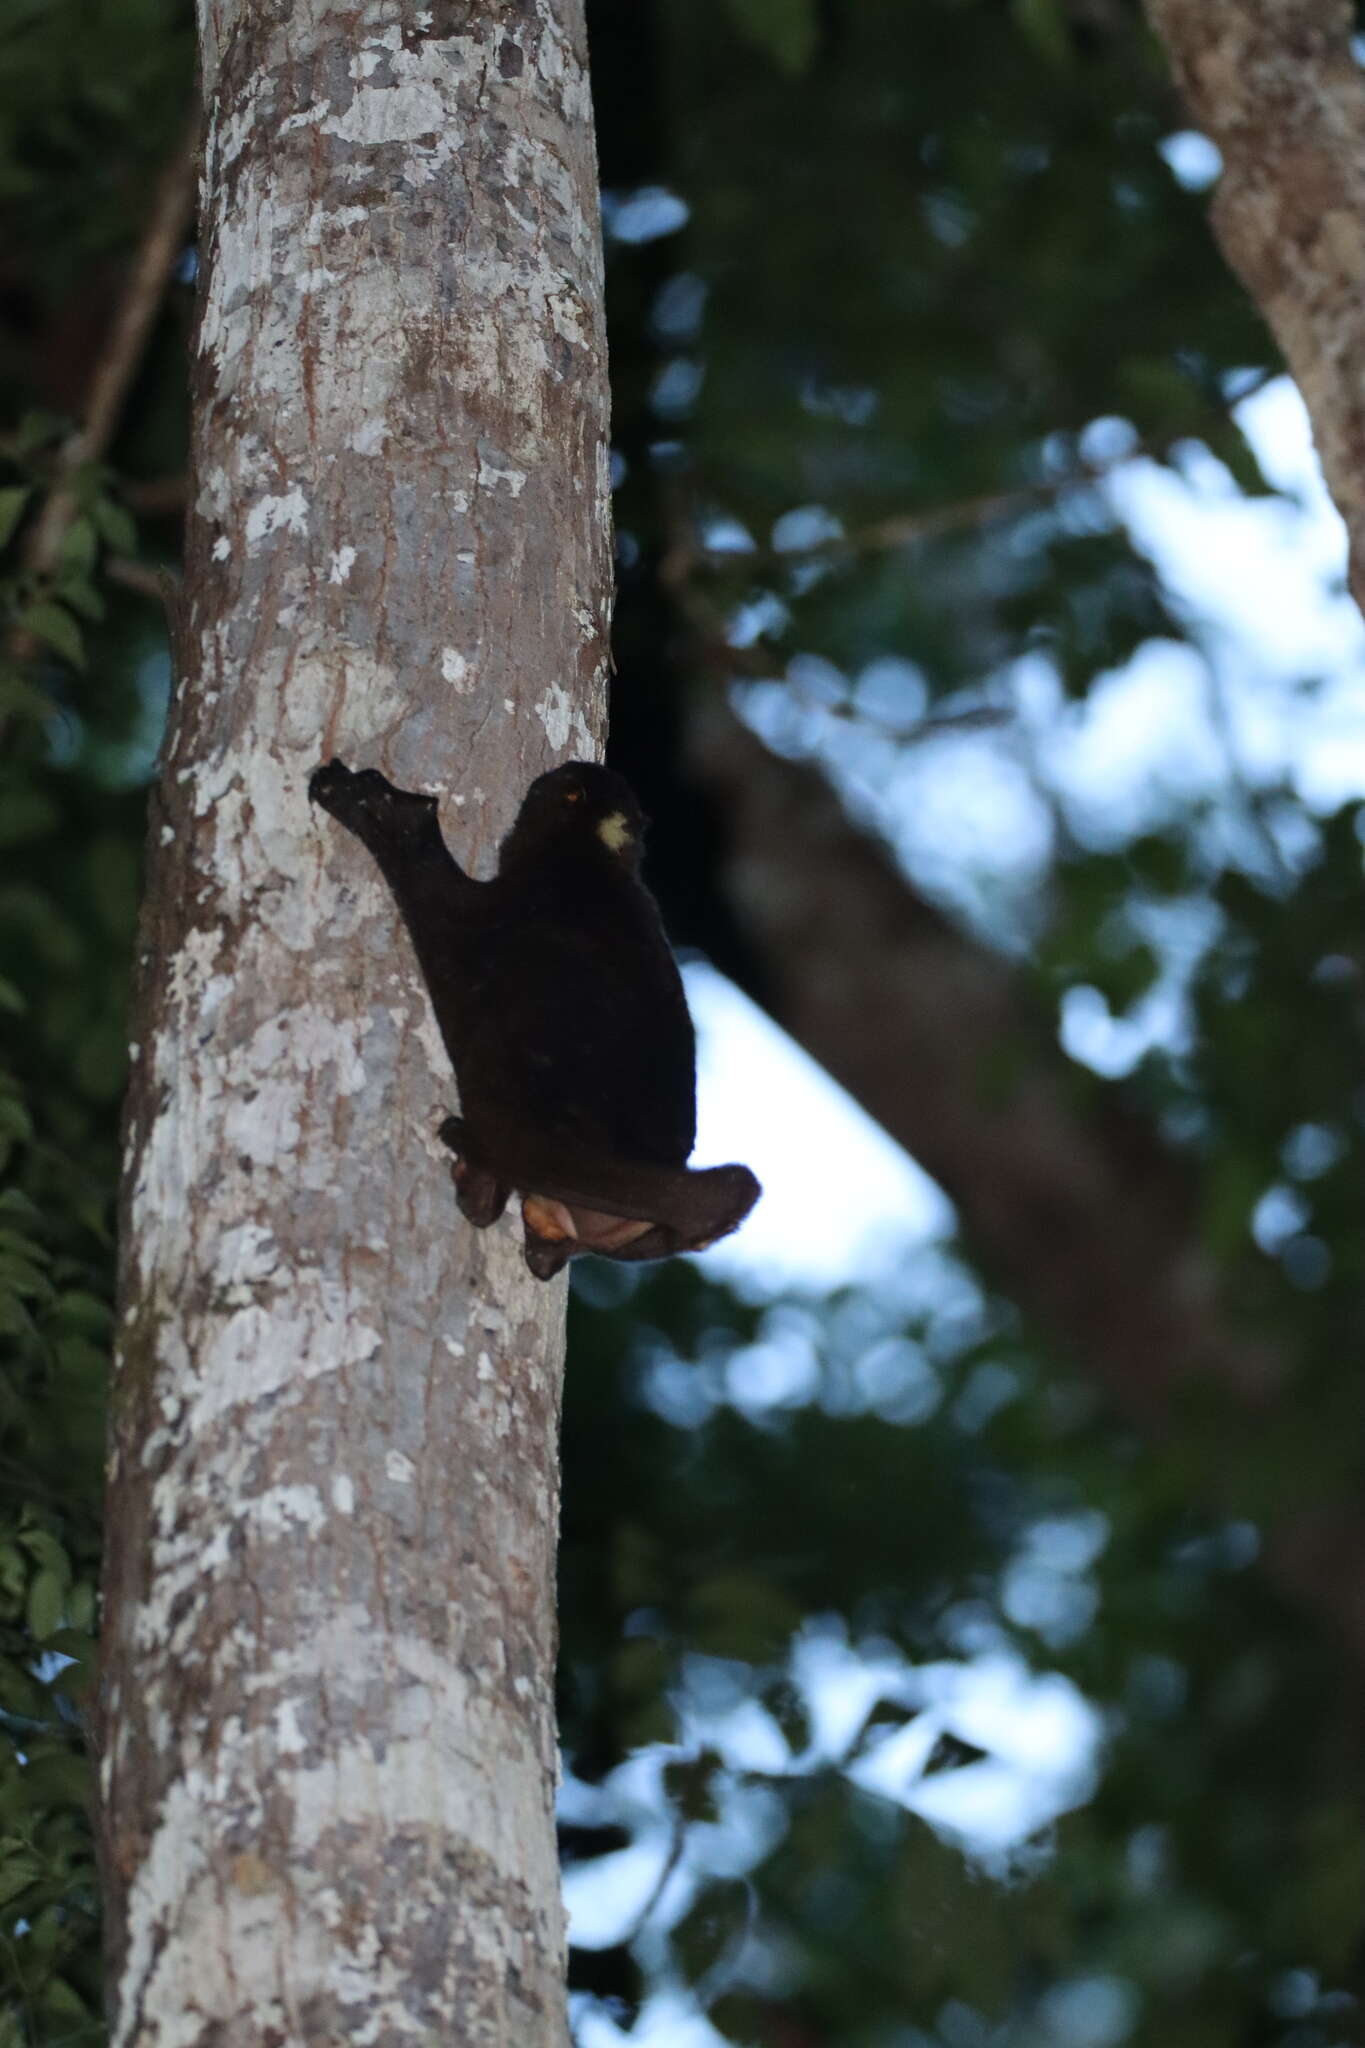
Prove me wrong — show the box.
[5,112,199,679]
[122,473,190,518]
[622,1808,688,1949]
[668,476,1087,588]
[682,388,1279,580]
[756,480,1064,566]
[693,1876,760,2013]
[106,556,182,612]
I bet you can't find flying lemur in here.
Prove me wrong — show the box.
[310,758,760,1280]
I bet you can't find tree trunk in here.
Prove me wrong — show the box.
[99,2,610,2041]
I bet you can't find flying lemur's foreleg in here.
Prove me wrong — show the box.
[309,761,512,1228]
[309,761,458,894]
[309,758,479,1024]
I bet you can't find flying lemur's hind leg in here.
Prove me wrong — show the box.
[437,1115,511,1229]
[521,1220,577,1282]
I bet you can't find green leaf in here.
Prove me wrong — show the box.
[21,599,85,669]
[55,1290,113,1336]
[671,1878,751,1986]
[0,784,58,847]
[0,1850,41,1908]
[0,1296,37,1339]
[0,1128,37,1183]
[41,1976,95,2024]
[723,0,818,75]
[1011,0,1071,63]
[0,1548,28,1613]
[1093,942,1161,1013]
[0,1095,35,1145]
[0,1228,48,1263]
[0,978,24,1016]
[56,570,106,623]
[687,1568,802,1661]
[91,494,138,554]
[59,1585,96,1637]
[18,1751,89,1813]
[25,1900,64,1956]
[59,514,97,577]
[765,1676,812,1754]
[0,1654,49,1721]
[27,1567,67,1641]
[858,1696,920,1744]
[0,666,52,723]
[19,1528,72,1581]
[10,411,65,459]
[664,1748,725,1824]
[0,487,30,550]
[73,1016,129,1102]
[923,1731,988,1775]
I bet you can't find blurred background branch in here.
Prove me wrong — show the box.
[3,115,196,685]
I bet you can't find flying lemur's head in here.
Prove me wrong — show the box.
[497,760,647,873]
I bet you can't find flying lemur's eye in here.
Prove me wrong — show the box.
[563,789,583,806]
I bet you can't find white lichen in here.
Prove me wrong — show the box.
[245,487,310,545]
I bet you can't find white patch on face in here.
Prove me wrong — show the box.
[596,811,631,853]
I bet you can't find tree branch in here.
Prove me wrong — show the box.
[104,555,180,611]
[694,713,1365,1662]
[6,114,198,667]
[669,481,1050,587]
[122,473,190,518]
[1145,0,1365,607]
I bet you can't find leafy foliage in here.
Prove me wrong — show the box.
[0,3,189,2031]
[561,1248,1365,2046]
[0,757,136,2040]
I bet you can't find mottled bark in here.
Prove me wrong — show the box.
[1145,0,1365,608]
[698,718,1365,1663]
[101,2,610,2043]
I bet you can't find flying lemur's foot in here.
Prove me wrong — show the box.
[437,1114,510,1228]
[522,1227,576,1281]
[309,759,441,852]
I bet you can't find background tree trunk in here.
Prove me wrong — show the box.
[99,3,610,2042]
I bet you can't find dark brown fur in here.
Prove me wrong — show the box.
[310,759,760,1278]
